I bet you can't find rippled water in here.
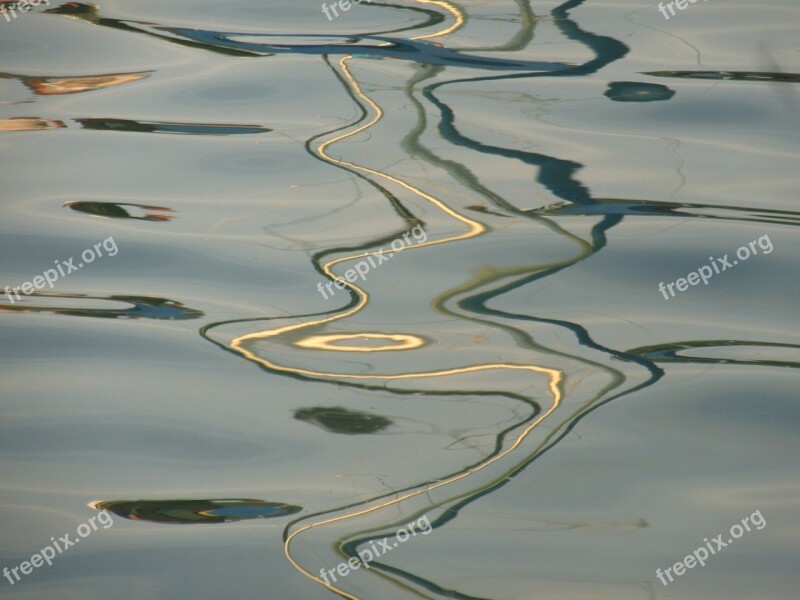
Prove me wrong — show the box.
[1,1,798,598]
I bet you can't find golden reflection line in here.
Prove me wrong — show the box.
[282,367,561,599]
[219,20,560,597]
[373,0,464,48]
[321,58,484,241]
[230,54,484,346]
[296,333,424,352]
[409,0,465,41]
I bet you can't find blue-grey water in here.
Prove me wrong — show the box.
[1,1,798,598]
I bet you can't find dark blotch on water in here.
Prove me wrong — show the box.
[295,406,392,435]
[90,499,302,524]
[605,81,675,102]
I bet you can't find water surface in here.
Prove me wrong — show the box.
[1,1,798,598]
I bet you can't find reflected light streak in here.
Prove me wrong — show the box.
[283,364,561,599]
[221,4,565,595]
[230,53,485,348]
[295,333,425,352]
[409,0,465,41]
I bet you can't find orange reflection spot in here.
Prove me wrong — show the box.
[26,72,150,95]
[0,117,65,131]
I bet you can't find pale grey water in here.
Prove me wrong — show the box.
[1,1,798,599]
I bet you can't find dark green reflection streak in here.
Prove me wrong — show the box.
[396,25,648,379]
[533,198,800,226]
[0,293,203,320]
[320,1,687,597]
[45,2,449,56]
[418,0,628,210]
[332,17,799,597]
[294,406,393,435]
[76,118,271,135]
[65,201,174,222]
[398,66,650,425]
[630,340,800,369]
[395,0,658,397]
[643,70,800,83]
[93,498,302,524]
[308,56,422,232]
[287,3,657,598]
[453,0,535,53]
[395,15,659,374]
[44,3,265,57]
[419,4,800,226]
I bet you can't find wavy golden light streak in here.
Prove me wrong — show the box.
[220,3,565,597]
[319,58,484,242]
[229,54,485,350]
[408,0,465,41]
[283,365,561,599]
[295,333,425,352]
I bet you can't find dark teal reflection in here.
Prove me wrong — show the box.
[643,70,800,83]
[45,1,449,53]
[92,499,302,524]
[0,293,203,320]
[45,3,570,72]
[76,118,271,136]
[295,406,393,435]
[629,340,800,369]
[65,201,174,222]
[604,81,675,102]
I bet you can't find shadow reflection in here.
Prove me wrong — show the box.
[0,293,203,320]
[65,201,175,222]
[295,406,393,435]
[90,499,302,524]
[76,118,271,135]
[0,70,151,95]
